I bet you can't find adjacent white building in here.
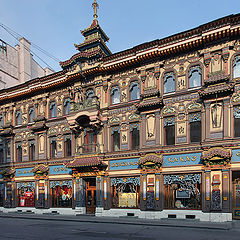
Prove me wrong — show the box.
[0,37,54,89]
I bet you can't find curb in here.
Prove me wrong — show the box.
[0,214,231,230]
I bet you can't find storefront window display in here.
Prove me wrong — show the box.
[50,180,72,208]
[164,174,201,210]
[17,182,35,207]
[111,177,140,208]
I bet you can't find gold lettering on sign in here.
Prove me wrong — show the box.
[167,155,199,164]
[237,151,240,157]
[111,161,138,168]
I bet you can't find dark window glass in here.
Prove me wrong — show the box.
[65,138,72,157]
[0,147,3,163]
[130,83,140,101]
[16,111,22,125]
[235,118,240,138]
[0,115,3,127]
[189,66,201,88]
[131,128,139,150]
[50,102,56,118]
[86,89,95,100]
[29,107,35,123]
[64,99,70,115]
[190,121,201,143]
[29,142,35,161]
[165,125,175,145]
[16,145,22,162]
[164,73,175,94]
[51,140,57,158]
[112,131,120,151]
[233,56,240,79]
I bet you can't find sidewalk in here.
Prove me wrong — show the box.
[0,212,235,230]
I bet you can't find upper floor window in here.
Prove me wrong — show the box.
[50,138,57,158]
[130,82,140,101]
[64,98,70,115]
[15,110,22,126]
[111,86,120,105]
[189,66,201,88]
[233,56,240,79]
[16,143,22,162]
[83,130,97,153]
[164,72,175,94]
[0,144,3,164]
[189,112,201,143]
[234,106,240,138]
[29,141,35,161]
[0,115,3,127]
[86,89,95,100]
[64,135,72,157]
[164,117,175,145]
[29,107,35,123]
[6,139,11,163]
[130,123,139,150]
[49,102,56,118]
[111,126,120,152]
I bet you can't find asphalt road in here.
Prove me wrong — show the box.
[0,217,240,240]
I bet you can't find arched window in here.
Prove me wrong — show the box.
[111,86,120,104]
[233,56,240,79]
[16,111,22,126]
[189,66,201,88]
[64,98,70,115]
[86,89,95,100]
[164,72,175,94]
[130,82,140,101]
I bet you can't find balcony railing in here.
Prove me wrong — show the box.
[76,143,101,155]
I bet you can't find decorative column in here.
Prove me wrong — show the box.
[223,98,230,139]
[140,114,146,148]
[103,175,110,210]
[204,102,211,141]
[96,176,102,208]
[155,111,160,146]
[222,169,230,213]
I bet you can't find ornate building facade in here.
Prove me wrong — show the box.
[0,4,240,222]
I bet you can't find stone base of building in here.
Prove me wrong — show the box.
[96,208,232,222]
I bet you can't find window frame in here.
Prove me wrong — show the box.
[163,72,176,94]
[111,86,120,105]
[15,110,22,126]
[28,107,35,123]
[189,112,202,143]
[49,101,57,118]
[164,117,175,146]
[130,122,140,150]
[189,65,202,89]
[130,81,140,101]
[29,141,35,161]
[16,143,22,162]
[63,98,70,116]
[111,126,120,152]
[64,135,72,157]
[50,138,57,159]
[233,55,240,79]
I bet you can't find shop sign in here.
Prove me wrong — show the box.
[49,165,71,175]
[16,167,34,177]
[232,149,240,162]
[109,158,139,170]
[163,152,202,167]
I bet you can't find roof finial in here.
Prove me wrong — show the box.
[92,0,99,20]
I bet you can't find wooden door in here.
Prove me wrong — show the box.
[233,178,240,219]
[86,179,96,214]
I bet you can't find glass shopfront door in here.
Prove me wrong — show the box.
[85,178,96,214]
[233,171,240,219]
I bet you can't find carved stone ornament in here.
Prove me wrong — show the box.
[232,92,240,103]
[139,153,163,170]
[0,167,16,179]
[32,164,49,176]
[187,102,202,111]
[109,116,120,124]
[162,106,176,115]
[128,113,140,121]
[201,147,232,167]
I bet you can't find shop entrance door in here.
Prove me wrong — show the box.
[85,178,96,214]
[233,177,240,219]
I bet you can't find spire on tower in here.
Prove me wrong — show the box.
[92,0,99,20]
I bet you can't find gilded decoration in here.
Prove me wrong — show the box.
[0,167,15,179]
[32,164,49,176]
[201,147,232,167]
[187,102,202,111]
[139,154,162,169]
[109,116,120,124]
[128,113,140,121]
[232,92,240,103]
[162,106,176,115]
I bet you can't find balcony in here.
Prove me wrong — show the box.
[76,143,101,155]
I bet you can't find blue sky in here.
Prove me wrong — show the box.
[0,0,240,71]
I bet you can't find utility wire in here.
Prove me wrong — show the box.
[0,22,60,69]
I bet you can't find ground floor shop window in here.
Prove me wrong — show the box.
[0,183,4,206]
[17,182,35,207]
[50,180,72,208]
[111,177,140,208]
[164,174,201,209]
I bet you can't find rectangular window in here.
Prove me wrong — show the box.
[65,137,72,157]
[189,112,201,143]
[5,139,11,163]
[0,146,3,164]
[16,144,22,162]
[83,131,97,153]
[130,123,139,150]
[29,142,35,161]
[164,174,201,210]
[50,139,57,158]
[17,182,35,207]
[164,117,175,146]
[234,106,240,138]
[64,98,70,115]
[112,127,120,152]
[16,111,22,126]
[0,115,3,127]
[50,102,56,118]
[29,107,35,123]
